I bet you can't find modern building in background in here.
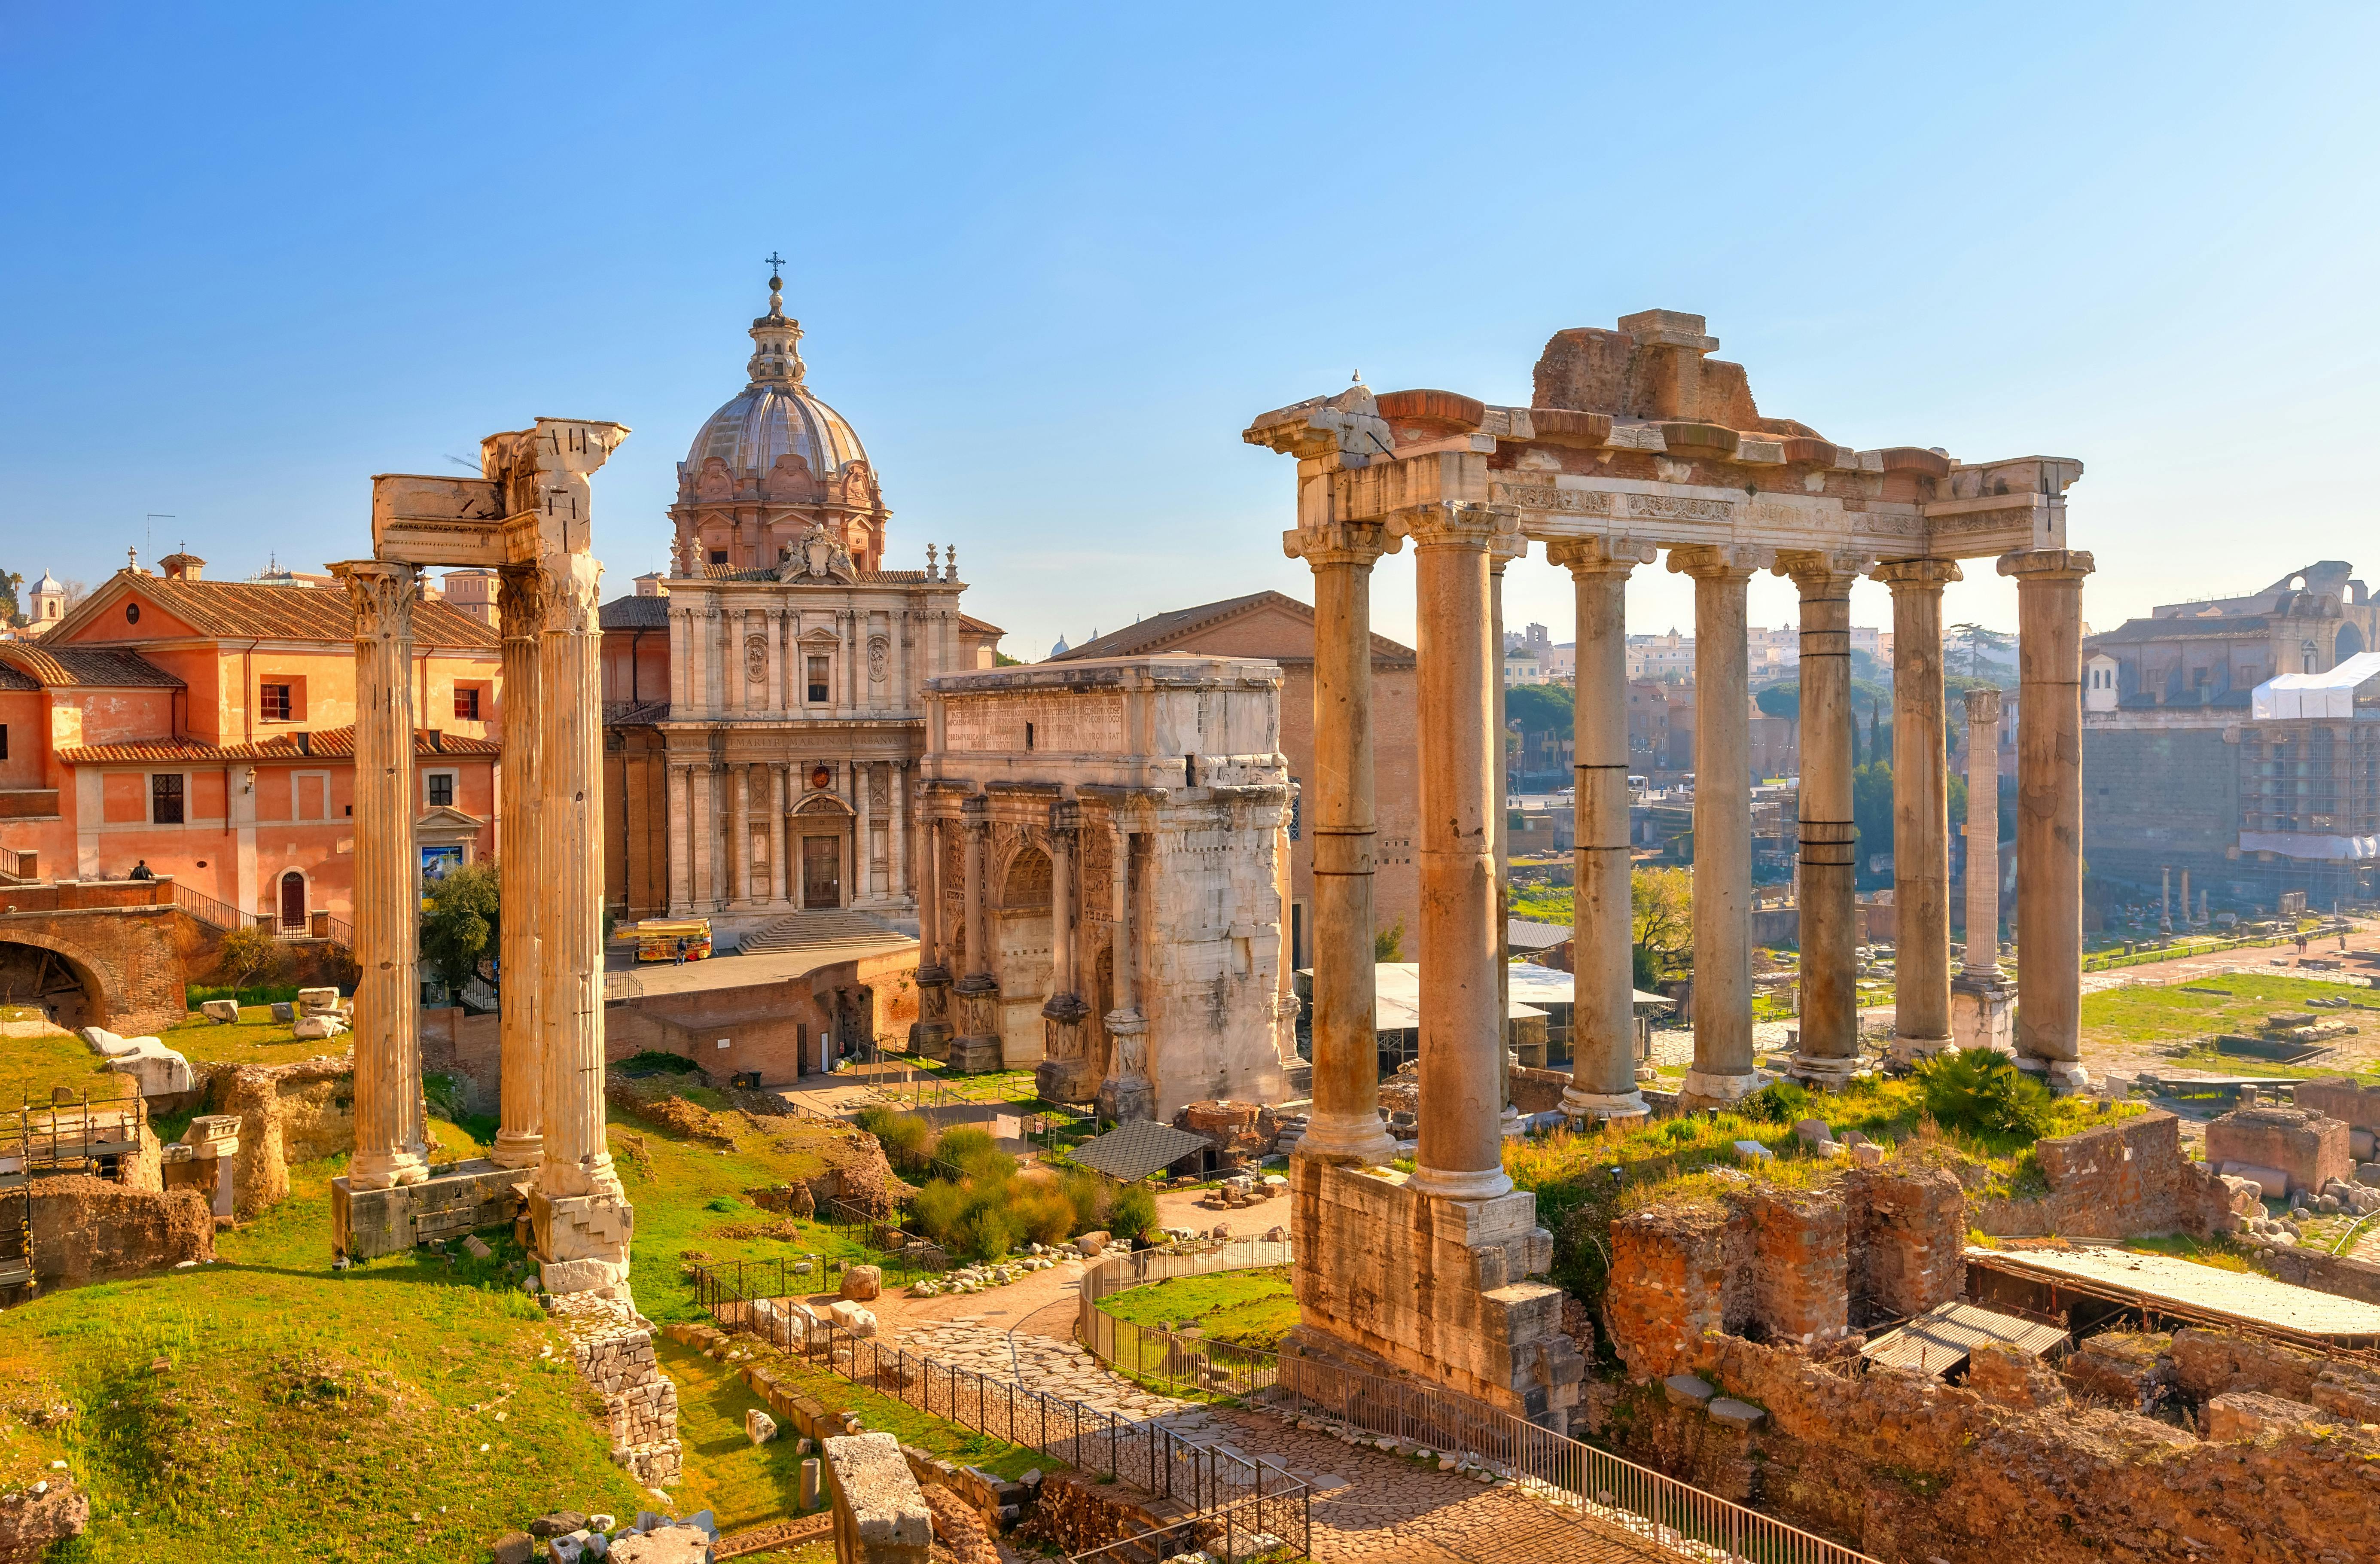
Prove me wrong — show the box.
[2083,560,2380,909]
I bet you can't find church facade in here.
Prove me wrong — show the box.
[600,274,1001,933]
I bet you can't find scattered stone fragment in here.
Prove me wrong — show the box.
[1707,1397,1767,1430]
[747,1408,777,1445]
[1662,1374,1716,1408]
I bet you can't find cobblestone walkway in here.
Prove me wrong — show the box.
[897,1323,1672,1562]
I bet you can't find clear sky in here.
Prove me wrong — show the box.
[4,3,2376,661]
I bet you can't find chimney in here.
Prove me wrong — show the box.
[158,552,206,582]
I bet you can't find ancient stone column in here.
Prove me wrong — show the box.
[1670,544,1765,1105]
[1389,501,1513,1202]
[2180,868,2193,929]
[952,798,1001,1070]
[1280,519,1399,1165]
[2161,865,2173,934]
[666,762,691,915]
[1876,559,1961,1061]
[731,762,753,907]
[889,762,907,901]
[856,762,874,901]
[768,764,788,904]
[1549,539,1653,1121]
[1096,814,1155,1123]
[1489,528,1523,1136]
[1963,688,2004,973]
[915,811,953,1060]
[2000,549,2095,1090]
[334,559,429,1191]
[1037,806,1092,1104]
[532,550,634,1296]
[1781,553,1866,1084]
[491,564,545,1171]
[689,765,713,912]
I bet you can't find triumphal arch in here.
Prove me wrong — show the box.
[1252,310,2090,1424]
[331,417,637,1304]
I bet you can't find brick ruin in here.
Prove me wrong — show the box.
[1970,1109,2246,1239]
[547,1293,682,1487]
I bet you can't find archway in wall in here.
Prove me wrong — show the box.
[0,939,105,1033]
[995,845,1052,1067]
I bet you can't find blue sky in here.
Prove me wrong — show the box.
[3,3,2376,659]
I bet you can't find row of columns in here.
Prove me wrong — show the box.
[338,549,628,1284]
[1290,521,2097,1196]
[669,601,957,718]
[663,759,908,915]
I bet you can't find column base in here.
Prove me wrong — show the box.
[1407,1163,1515,1202]
[1500,1102,1525,1140]
[1560,1088,1649,1125]
[1292,1110,1400,1166]
[1783,1053,1869,1087]
[911,1021,953,1062]
[347,1146,430,1192]
[531,1184,637,1303]
[1678,1068,1762,1107]
[2016,1055,2092,1094]
[488,1131,543,1171]
[951,974,1003,1073]
[1036,992,1094,1102]
[1887,1033,1953,1064]
[1950,976,2017,1056]
[1095,1074,1156,1125]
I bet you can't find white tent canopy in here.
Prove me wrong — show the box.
[2251,651,2380,720]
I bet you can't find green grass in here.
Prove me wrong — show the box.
[2079,972,2374,1049]
[1508,885,1575,925]
[2124,1233,2260,1273]
[1093,1267,1298,1351]
[718,1342,1054,1483]
[656,1338,824,1533]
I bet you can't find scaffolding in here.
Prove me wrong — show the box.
[0,1089,151,1295]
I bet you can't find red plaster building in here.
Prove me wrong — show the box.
[0,555,502,929]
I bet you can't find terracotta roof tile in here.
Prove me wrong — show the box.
[1051,590,1415,665]
[56,727,499,766]
[0,663,40,692]
[77,572,498,649]
[600,595,672,630]
[0,644,184,688]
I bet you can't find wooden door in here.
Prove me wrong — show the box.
[801,835,841,909]
[279,871,306,930]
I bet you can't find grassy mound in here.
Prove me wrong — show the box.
[1094,1266,1298,1351]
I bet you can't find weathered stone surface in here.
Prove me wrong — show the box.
[296,986,341,1015]
[489,1531,535,1564]
[1661,1373,1716,1407]
[1971,1110,2236,1239]
[2294,1076,2380,1133]
[546,1292,682,1487]
[1706,1396,1766,1429]
[747,1408,777,1445]
[0,1475,89,1560]
[1966,1342,2067,1411]
[529,1510,589,1538]
[2206,1105,2351,1198]
[1843,1164,1965,1320]
[292,1013,347,1041]
[2205,1390,2337,1442]
[30,1176,213,1284]
[200,999,241,1024]
[825,1431,932,1562]
[2060,1330,2173,1411]
[1608,1201,1729,1379]
[606,1525,709,1564]
[839,1264,881,1301]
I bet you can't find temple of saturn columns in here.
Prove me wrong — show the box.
[330,417,639,1305]
[1249,310,2091,1425]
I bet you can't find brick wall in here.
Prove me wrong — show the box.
[2290,1076,2380,1134]
[2204,1105,2351,1196]
[0,902,188,1035]
[29,1176,213,1284]
[1972,1110,2238,1239]
[1843,1165,1965,1322]
[1744,1189,1849,1346]
[1607,1202,1730,1378]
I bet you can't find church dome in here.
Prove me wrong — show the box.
[683,271,869,480]
[35,570,61,594]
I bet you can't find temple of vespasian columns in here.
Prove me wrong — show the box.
[330,417,638,1307]
[1249,309,2091,1425]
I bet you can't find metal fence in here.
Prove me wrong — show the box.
[690,1259,1311,1558]
[1073,1243,1880,1564]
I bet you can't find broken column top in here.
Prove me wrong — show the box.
[823,1430,932,1547]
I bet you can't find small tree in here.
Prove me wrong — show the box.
[420,858,500,993]
[1630,867,1693,982]
[215,923,288,1007]
[1374,917,1405,963]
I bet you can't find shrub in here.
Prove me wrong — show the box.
[1058,1168,1105,1232]
[933,1124,1015,1181]
[856,1107,934,1174]
[1744,1079,1811,1125]
[956,1205,1018,1264]
[1917,1049,2054,1140]
[1108,1182,1158,1243]
[1012,1184,1078,1247]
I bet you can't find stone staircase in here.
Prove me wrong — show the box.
[732,909,909,957]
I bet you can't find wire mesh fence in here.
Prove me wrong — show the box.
[690,1258,1312,1558]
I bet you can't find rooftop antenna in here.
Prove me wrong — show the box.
[144,515,175,564]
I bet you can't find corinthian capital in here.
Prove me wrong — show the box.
[1666,543,1774,580]
[1996,548,2095,582]
[1282,519,1400,569]
[497,564,547,638]
[538,554,606,636]
[332,559,419,643]
[1385,501,1511,551]
[1774,549,1873,594]
[1871,557,1965,593]
[1545,537,1658,579]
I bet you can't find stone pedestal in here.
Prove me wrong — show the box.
[1286,1156,1582,1427]
[911,965,953,1061]
[1095,1011,1155,1123]
[1034,993,1095,1104]
[333,1159,536,1261]
[950,976,1002,1073]
[1951,973,2016,1055]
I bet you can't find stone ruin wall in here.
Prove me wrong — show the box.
[1605,1165,1966,1376]
[27,1176,212,1285]
[1582,1330,2380,1564]
[1969,1110,2240,1240]
[202,1057,355,1218]
[548,1292,682,1487]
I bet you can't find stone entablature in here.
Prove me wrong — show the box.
[916,655,1295,1113]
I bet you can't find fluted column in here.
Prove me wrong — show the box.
[1095,812,1153,1123]
[1781,553,1866,1083]
[914,809,953,1058]
[2001,549,2095,1089]
[1489,528,1524,1136]
[491,564,545,1169]
[665,762,691,915]
[669,607,690,713]
[1963,687,2004,974]
[334,559,429,1192]
[1281,518,1400,1165]
[1037,807,1093,1103]
[1549,539,1653,1120]
[532,550,632,1295]
[694,603,715,716]
[1389,501,1512,1203]
[952,796,1000,1070]
[1670,544,1766,1105]
[731,761,753,906]
[768,765,787,904]
[1876,558,1961,1061]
